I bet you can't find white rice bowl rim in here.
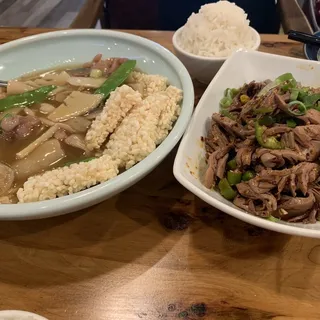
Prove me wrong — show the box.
[173,26,261,60]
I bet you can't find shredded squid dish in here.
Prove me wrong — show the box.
[203,73,320,224]
[0,54,182,203]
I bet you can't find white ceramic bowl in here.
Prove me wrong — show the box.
[0,310,47,320]
[172,26,261,84]
[0,29,194,220]
[174,50,320,238]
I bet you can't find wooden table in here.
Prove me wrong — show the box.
[0,28,318,320]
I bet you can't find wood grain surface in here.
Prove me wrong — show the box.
[0,29,318,320]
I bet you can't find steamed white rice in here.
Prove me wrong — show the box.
[178,1,256,57]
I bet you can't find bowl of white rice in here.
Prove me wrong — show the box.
[172,1,261,84]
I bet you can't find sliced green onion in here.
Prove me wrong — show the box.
[231,88,239,97]
[286,119,297,128]
[255,122,282,149]
[218,178,237,200]
[296,87,309,101]
[224,88,239,100]
[298,88,309,100]
[281,82,295,92]
[227,171,242,186]
[278,73,297,92]
[290,88,299,101]
[258,73,297,97]
[259,115,274,126]
[257,82,278,97]
[287,100,307,116]
[275,73,295,84]
[242,170,255,181]
[224,88,231,98]
[220,96,232,108]
[267,216,280,222]
[276,73,297,89]
[221,109,235,120]
[302,94,320,109]
[254,107,274,114]
[227,159,237,170]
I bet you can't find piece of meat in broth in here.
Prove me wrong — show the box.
[0,115,40,140]
[1,115,20,132]
[84,54,128,76]
[15,116,40,139]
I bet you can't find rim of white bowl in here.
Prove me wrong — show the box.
[0,310,48,319]
[172,26,261,61]
[173,50,320,239]
[0,29,194,220]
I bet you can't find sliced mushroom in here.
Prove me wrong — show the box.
[34,71,70,86]
[40,103,55,114]
[38,117,56,127]
[67,77,106,88]
[50,86,72,103]
[65,117,91,133]
[48,91,103,122]
[64,134,91,155]
[7,80,35,95]
[0,163,15,197]
[51,86,68,95]
[23,80,40,88]
[54,91,72,103]
[24,107,36,117]
[54,129,68,141]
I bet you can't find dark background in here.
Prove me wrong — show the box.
[105,0,280,34]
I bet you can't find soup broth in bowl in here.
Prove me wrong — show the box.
[0,54,183,204]
[0,29,194,220]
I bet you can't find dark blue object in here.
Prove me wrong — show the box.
[158,0,280,34]
[304,30,320,60]
[288,30,320,46]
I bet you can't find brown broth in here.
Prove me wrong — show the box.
[0,67,98,202]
